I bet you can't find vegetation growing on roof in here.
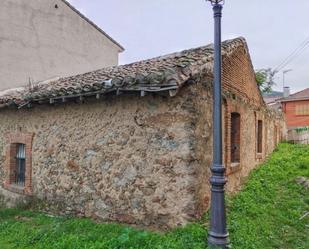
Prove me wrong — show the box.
[255,68,276,93]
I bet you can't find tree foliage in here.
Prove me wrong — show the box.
[255,68,276,93]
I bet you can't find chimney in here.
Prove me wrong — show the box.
[283,86,290,98]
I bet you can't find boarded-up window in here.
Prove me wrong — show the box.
[295,104,309,115]
[231,112,240,163]
[274,125,278,145]
[257,120,263,153]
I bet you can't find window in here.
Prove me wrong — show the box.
[14,144,26,186]
[295,104,309,115]
[257,120,263,153]
[4,132,34,195]
[231,112,240,163]
[274,125,278,145]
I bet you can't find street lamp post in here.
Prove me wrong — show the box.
[206,0,229,248]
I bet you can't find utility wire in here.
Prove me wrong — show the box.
[274,37,309,71]
[277,41,309,71]
[276,38,308,68]
[274,36,309,73]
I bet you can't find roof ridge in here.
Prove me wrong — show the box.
[290,87,309,97]
[0,37,250,108]
[279,87,309,102]
[59,36,247,82]
[60,0,124,52]
[119,36,246,66]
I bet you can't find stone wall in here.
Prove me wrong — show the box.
[287,127,309,144]
[0,89,200,229]
[191,78,284,210]
[0,80,285,229]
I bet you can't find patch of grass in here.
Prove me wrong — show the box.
[228,143,309,249]
[0,211,206,249]
[0,143,308,249]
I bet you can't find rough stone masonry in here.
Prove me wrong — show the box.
[0,38,285,229]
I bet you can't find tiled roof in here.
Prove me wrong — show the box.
[264,96,281,104]
[280,88,309,102]
[0,37,247,109]
[61,0,124,52]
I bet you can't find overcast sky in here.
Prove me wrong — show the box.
[68,0,309,93]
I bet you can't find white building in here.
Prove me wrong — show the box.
[0,0,124,90]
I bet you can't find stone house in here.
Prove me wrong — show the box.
[0,37,284,229]
[0,0,123,90]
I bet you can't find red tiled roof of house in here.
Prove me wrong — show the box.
[280,88,309,102]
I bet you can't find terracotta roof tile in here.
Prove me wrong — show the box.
[289,88,309,98]
[280,88,309,102]
[0,37,247,108]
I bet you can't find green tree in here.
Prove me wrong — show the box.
[255,68,276,93]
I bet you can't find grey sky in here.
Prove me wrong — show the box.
[68,0,309,93]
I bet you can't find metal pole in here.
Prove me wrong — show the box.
[282,69,292,89]
[207,2,229,248]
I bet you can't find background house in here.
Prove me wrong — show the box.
[0,0,123,91]
[280,88,309,144]
[263,90,283,110]
[0,38,285,228]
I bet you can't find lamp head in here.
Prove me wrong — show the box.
[206,0,225,5]
[283,69,293,74]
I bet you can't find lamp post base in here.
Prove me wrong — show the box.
[208,164,229,248]
[208,231,230,248]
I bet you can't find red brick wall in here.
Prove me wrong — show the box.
[219,43,282,174]
[282,100,309,128]
[224,99,244,175]
[222,44,264,107]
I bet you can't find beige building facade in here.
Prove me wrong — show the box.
[0,0,123,91]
